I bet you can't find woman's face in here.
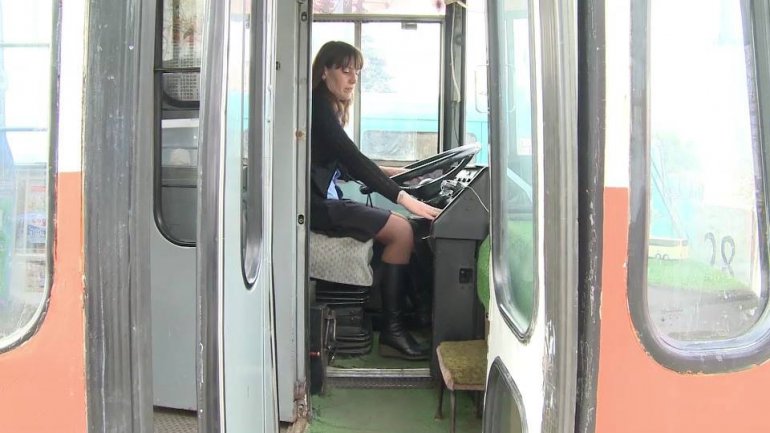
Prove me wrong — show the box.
[323,64,360,102]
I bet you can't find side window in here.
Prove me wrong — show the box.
[0,0,56,349]
[489,0,537,337]
[629,0,770,371]
[156,0,204,246]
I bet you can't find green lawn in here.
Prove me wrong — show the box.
[647,258,748,292]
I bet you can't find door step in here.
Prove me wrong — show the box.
[326,367,434,389]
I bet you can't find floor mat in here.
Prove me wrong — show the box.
[154,408,197,433]
[309,387,482,433]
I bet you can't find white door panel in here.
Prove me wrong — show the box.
[484,0,577,431]
[214,0,279,430]
[221,136,277,430]
[150,232,197,410]
[486,285,546,432]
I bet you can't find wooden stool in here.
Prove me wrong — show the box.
[435,340,487,433]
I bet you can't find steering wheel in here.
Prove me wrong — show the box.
[360,143,481,203]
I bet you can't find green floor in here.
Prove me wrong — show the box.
[309,387,482,433]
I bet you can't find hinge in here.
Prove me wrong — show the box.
[294,381,309,419]
[446,0,468,8]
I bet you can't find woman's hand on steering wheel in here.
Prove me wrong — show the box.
[397,191,441,220]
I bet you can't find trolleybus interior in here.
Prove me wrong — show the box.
[138,0,770,430]
[150,0,517,430]
[4,0,770,432]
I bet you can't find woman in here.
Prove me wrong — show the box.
[310,41,440,360]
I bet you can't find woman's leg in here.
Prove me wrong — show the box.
[374,213,429,360]
[374,213,414,264]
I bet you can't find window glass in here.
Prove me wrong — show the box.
[0,0,54,346]
[231,0,261,285]
[483,359,525,433]
[491,0,536,335]
[157,0,204,245]
[162,0,203,69]
[646,0,766,343]
[466,0,490,164]
[360,22,441,161]
[312,21,355,53]
[313,0,445,16]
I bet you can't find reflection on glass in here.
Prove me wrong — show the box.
[161,0,203,102]
[160,119,199,243]
[360,22,440,161]
[313,0,445,16]
[157,0,205,245]
[0,0,53,346]
[492,1,535,334]
[162,0,204,68]
[647,0,765,342]
[233,0,262,285]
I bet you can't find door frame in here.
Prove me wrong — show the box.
[273,0,312,422]
[538,0,579,430]
[575,0,605,431]
[84,0,154,431]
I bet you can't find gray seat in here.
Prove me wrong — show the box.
[308,232,374,286]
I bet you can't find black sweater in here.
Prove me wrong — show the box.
[310,89,402,204]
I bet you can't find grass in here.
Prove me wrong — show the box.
[647,258,749,292]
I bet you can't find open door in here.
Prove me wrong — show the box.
[592,1,770,431]
[483,0,578,431]
[198,0,279,431]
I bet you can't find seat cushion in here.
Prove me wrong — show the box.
[436,340,487,391]
[309,232,374,286]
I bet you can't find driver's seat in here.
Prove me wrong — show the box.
[308,231,374,286]
[309,231,375,358]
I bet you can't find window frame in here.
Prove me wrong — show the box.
[0,0,59,353]
[487,0,540,340]
[240,0,264,287]
[627,0,770,373]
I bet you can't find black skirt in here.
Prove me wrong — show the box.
[310,198,391,242]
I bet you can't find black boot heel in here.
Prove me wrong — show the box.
[379,339,429,360]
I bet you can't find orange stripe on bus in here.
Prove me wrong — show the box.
[0,171,85,433]
[595,187,770,433]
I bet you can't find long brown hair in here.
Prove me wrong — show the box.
[311,41,364,126]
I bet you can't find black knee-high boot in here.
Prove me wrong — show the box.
[405,264,432,329]
[379,263,430,360]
